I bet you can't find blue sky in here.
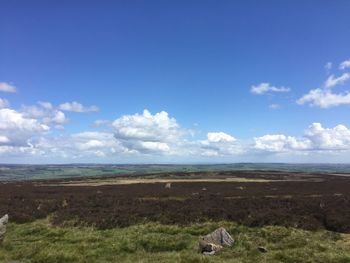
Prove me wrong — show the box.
[1,0,350,163]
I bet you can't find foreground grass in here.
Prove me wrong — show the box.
[1,220,350,263]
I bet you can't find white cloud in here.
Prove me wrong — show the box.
[51,111,67,125]
[254,123,350,153]
[93,119,111,127]
[195,131,241,157]
[324,73,350,88]
[339,59,350,70]
[2,102,350,162]
[140,141,170,152]
[0,108,49,147]
[254,134,311,152]
[0,108,49,132]
[59,101,99,113]
[21,104,68,126]
[30,131,126,160]
[112,110,183,154]
[298,60,350,108]
[325,62,332,71]
[304,123,350,150]
[0,98,9,109]
[269,104,280,109]
[0,136,10,144]
[38,101,53,110]
[207,132,235,143]
[251,82,290,95]
[297,88,350,108]
[0,82,16,93]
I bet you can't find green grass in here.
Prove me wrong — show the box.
[1,219,350,263]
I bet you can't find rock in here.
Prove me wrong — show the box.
[62,199,68,208]
[199,227,234,255]
[258,246,268,253]
[0,214,9,243]
[198,240,223,255]
[165,183,171,189]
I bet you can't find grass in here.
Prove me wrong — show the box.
[1,219,350,263]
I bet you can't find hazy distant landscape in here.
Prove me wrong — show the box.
[2,163,350,181]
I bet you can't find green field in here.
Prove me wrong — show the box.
[1,219,350,263]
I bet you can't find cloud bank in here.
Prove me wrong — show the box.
[0,95,349,163]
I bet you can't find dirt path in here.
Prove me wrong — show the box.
[42,177,311,186]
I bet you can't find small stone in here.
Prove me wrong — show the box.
[258,246,268,253]
[62,199,68,208]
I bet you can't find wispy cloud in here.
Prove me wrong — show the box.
[325,62,332,71]
[339,59,350,70]
[269,104,280,110]
[251,82,290,95]
[324,73,350,88]
[59,101,99,113]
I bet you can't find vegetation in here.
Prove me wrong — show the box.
[1,219,350,263]
[2,163,350,181]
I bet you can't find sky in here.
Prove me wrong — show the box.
[1,0,350,163]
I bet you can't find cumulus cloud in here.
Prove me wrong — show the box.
[304,123,350,150]
[251,83,290,95]
[207,132,236,143]
[0,82,17,93]
[0,98,9,109]
[59,101,99,113]
[0,108,49,147]
[254,134,311,152]
[324,73,350,88]
[2,101,350,162]
[112,109,183,154]
[339,59,350,70]
[30,131,126,160]
[50,111,67,125]
[297,88,350,108]
[196,131,241,157]
[254,123,350,153]
[21,104,68,126]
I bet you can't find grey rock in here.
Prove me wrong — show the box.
[0,214,9,243]
[199,227,234,255]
